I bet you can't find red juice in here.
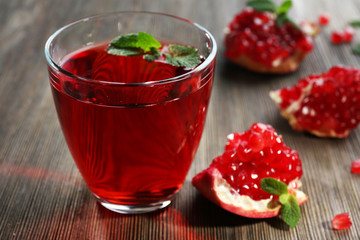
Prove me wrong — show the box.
[48,42,214,205]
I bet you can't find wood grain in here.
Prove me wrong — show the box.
[1,0,360,239]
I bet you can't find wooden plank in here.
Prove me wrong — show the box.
[0,0,360,239]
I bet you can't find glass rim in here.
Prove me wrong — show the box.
[44,11,217,86]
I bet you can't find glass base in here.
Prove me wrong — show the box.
[95,196,174,214]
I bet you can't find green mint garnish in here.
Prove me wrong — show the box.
[261,178,301,228]
[107,32,200,68]
[108,32,161,54]
[349,20,360,28]
[352,45,360,55]
[164,44,201,68]
[246,0,277,13]
[143,47,161,62]
[347,21,360,56]
[247,0,298,28]
[276,0,292,15]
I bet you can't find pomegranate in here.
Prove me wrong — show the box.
[300,21,321,37]
[343,26,355,43]
[318,13,330,26]
[351,159,360,174]
[224,0,315,74]
[331,31,344,44]
[192,123,307,219]
[330,26,355,44]
[332,213,352,230]
[270,66,360,138]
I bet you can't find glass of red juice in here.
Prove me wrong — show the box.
[45,12,217,214]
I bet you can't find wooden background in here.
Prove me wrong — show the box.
[1,0,360,239]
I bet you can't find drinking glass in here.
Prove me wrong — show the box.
[45,12,217,214]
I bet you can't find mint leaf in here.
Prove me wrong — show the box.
[261,178,289,196]
[107,33,200,68]
[164,44,200,68]
[136,32,162,52]
[247,0,297,28]
[279,193,290,204]
[107,47,142,56]
[276,14,300,28]
[280,194,301,228]
[144,47,161,62]
[352,45,360,55]
[109,33,139,48]
[246,0,277,12]
[109,32,161,52]
[276,14,289,27]
[276,0,292,15]
[349,20,360,28]
[261,178,302,228]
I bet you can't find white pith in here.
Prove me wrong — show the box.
[300,21,320,37]
[270,80,314,117]
[213,168,305,213]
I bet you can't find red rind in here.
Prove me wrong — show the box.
[227,48,307,74]
[192,167,308,218]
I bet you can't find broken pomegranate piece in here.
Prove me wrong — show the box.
[332,213,352,230]
[270,66,360,138]
[192,123,307,218]
[224,6,315,74]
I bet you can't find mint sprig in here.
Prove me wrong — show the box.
[107,32,200,68]
[246,0,298,28]
[348,21,360,55]
[246,0,277,12]
[349,20,360,28]
[352,45,360,55]
[261,178,301,228]
[165,44,201,68]
[108,32,161,53]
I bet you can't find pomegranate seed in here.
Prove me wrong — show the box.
[343,26,355,43]
[318,13,330,26]
[351,159,360,173]
[332,213,352,230]
[331,31,343,44]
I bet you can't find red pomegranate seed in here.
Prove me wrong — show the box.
[332,213,352,230]
[351,159,360,173]
[213,123,303,201]
[343,26,355,43]
[331,31,343,44]
[318,13,330,26]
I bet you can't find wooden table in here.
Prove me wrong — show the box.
[1,0,360,239]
